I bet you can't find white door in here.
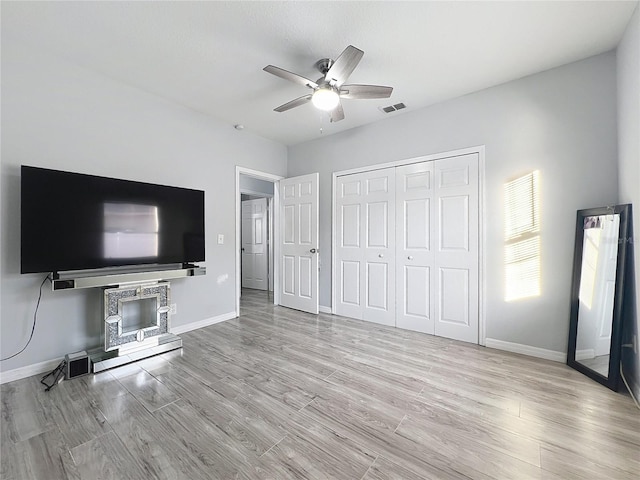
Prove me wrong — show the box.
[336,168,395,326]
[241,198,268,290]
[279,173,319,314]
[433,154,479,343]
[396,162,435,333]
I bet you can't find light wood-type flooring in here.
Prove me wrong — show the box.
[2,289,639,479]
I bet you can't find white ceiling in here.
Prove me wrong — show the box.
[2,1,637,146]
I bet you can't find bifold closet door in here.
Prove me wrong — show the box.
[395,162,435,334]
[335,168,396,326]
[433,154,479,343]
[335,154,479,343]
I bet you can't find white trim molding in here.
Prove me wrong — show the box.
[240,188,274,198]
[171,311,237,335]
[485,338,567,363]
[575,349,596,361]
[1,357,64,385]
[319,305,332,314]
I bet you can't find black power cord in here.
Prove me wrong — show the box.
[40,359,66,391]
[1,274,51,362]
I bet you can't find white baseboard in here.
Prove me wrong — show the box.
[0,357,64,385]
[485,338,566,363]
[575,348,595,361]
[1,311,238,385]
[170,311,237,335]
[319,305,332,314]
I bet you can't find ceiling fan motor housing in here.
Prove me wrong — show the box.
[314,58,334,76]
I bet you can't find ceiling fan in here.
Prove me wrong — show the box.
[263,45,393,122]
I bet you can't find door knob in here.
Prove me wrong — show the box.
[408,255,414,260]
[378,254,384,258]
[310,248,317,254]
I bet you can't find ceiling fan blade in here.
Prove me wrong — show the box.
[339,84,393,99]
[330,102,345,123]
[325,45,364,86]
[274,94,312,112]
[263,65,318,89]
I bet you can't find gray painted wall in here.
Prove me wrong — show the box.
[288,52,619,355]
[0,40,287,373]
[617,4,640,400]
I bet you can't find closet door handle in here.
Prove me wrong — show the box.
[408,255,414,260]
[378,254,384,258]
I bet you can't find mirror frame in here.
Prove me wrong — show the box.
[567,204,630,391]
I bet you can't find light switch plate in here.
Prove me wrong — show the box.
[217,234,224,244]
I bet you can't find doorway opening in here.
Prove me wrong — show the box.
[235,167,283,316]
[241,193,273,293]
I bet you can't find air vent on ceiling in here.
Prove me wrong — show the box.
[380,103,406,114]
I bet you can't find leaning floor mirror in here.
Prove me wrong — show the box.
[567,204,631,390]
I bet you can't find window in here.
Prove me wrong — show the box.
[504,171,541,301]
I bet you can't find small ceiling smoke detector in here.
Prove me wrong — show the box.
[379,102,406,114]
[234,124,244,130]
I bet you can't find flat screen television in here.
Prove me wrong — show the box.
[21,165,205,274]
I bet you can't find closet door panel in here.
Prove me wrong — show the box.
[433,154,479,343]
[396,162,435,333]
[362,169,396,326]
[336,168,395,325]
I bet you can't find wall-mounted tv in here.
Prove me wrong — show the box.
[21,166,205,274]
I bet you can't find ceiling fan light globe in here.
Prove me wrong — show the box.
[312,87,340,111]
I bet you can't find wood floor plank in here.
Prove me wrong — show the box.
[240,369,319,411]
[419,369,523,417]
[520,400,640,447]
[298,392,492,479]
[1,427,80,480]
[325,364,426,401]
[361,455,445,480]
[70,431,148,480]
[1,376,54,443]
[540,444,639,480]
[155,369,287,457]
[95,392,208,480]
[152,398,285,479]
[427,387,640,474]
[395,414,544,480]
[76,370,130,404]
[259,424,377,480]
[405,402,542,467]
[30,374,113,451]
[44,394,112,450]
[109,365,180,413]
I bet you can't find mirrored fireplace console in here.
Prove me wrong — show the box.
[50,265,205,373]
[89,281,182,373]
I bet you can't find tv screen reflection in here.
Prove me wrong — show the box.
[103,202,159,259]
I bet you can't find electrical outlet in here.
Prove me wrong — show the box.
[170,303,177,315]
